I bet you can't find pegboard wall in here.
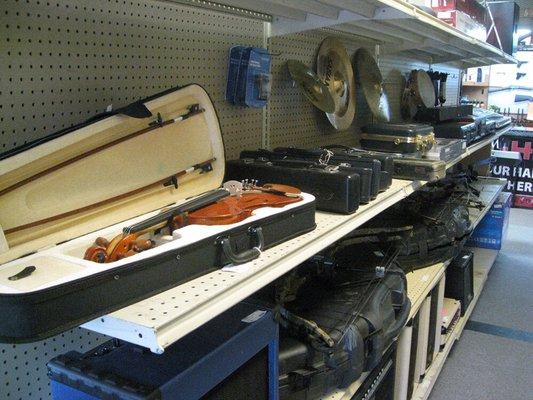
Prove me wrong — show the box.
[0,328,109,400]
[0,0,265,159]
[1,1,462,399]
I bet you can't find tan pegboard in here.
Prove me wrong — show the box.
[0,0,265,159]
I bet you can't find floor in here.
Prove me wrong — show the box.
[429,208,533,400]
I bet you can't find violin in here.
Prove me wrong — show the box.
[84,182,302,263]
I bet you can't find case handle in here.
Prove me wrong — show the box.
[219,227,264,265]
[383,295,411,344]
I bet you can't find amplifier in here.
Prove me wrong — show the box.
[445,250,474,315]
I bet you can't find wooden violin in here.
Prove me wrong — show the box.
[84,183,302,263]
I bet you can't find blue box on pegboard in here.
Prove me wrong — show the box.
[467,192,512,250]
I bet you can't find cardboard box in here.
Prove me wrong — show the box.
[437,10,487,41]
[431,0,487,25]
[467,192,512,250]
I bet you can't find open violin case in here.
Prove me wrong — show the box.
[0,84,316,342]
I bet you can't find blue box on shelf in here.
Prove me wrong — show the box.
[47,301,278,400]
[467,192,512,250]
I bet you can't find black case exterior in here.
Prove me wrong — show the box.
[0,202,315,342]
[278,269,410,400]
[225,159,361,213]
[414,105,473,123]
[445,250,474,316]
[433,121,478,144]
[361,123,434,154]
[320,145,393,191]
[271,147,383,198]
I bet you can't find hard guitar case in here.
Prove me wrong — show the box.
[0,84,316,342]
[277,265,410,400]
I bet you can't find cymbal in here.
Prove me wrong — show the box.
[287,60,335,113]
[316,37,356,130]
[354,48,391,122]
[411,69,436,108]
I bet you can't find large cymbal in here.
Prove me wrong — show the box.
[287,60,335,113]
[316,37,356,130]
[354,48,391,122]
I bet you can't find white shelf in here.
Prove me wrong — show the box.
[82,179,424,353]
[82,139,507,354]
[214,0,517,67]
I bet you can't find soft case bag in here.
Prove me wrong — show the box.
[0,84,316,342]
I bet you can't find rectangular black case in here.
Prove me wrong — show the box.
[445,250,474,316]
[225,158,361,213]
[278,268,410,400]
[433,121,478,144]
[319,144,394,191]
[414,105,473,123]
[0,84,316,342]
[360,123,435,154]
[235,149,379,204]
[271,147,385,196]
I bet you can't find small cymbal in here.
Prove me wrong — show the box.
[317,37,356,130]
[354,48,391,122]
[287,60,335,113]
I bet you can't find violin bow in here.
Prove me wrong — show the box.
[5,158,217,235]
[0,104,205,197]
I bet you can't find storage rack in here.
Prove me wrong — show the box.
[82,147,509,354]
[0,0,516,398]
[208,0,516,68]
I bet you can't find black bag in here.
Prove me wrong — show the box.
[277,262,410,400]
[340,174,477,271]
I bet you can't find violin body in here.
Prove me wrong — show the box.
[85,185,303,263]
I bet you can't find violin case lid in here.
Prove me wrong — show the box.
[0,84,225,264]
[0,84,317,342]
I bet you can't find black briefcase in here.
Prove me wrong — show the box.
[0,84,316,342]
[225,158,361,214]
[360,123,435,154]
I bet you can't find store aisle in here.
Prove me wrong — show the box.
[429,208,533,400]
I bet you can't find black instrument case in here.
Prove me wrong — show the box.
[231,147,382,204]
[226,158,361,214]
[0,84,316,342]
[277,262,410,399]
[360,123,435,154]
